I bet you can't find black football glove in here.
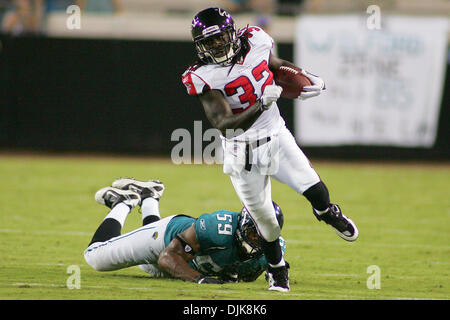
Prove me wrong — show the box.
[218,272,239,283]
[194,275,225,284]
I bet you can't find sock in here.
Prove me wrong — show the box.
[261,238,284,267]
[303,181,330,211]
[269,257,286,268]
[88,218,122,246]
[104,202,131,228]
[141,198,161,225]
[88,203,131,246]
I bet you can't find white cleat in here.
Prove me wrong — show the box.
[112,178,165,202]
[95,187,140,209]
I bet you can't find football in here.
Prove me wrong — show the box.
[273,66,311,99]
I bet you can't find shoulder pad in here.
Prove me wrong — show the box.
[181,68,211,96]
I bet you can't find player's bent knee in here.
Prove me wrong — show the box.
[255,216,281,242]
[84,248,109,271]
[84,255,100,271]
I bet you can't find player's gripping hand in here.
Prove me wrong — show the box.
[219,272,239,283]
[260,84,283,110]
[194,275,225,284]
[299,70,325,100]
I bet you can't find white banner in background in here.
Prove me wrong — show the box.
[294,15,448,147]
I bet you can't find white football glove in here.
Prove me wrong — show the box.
[299,69,325,100]
[260,84,283,110]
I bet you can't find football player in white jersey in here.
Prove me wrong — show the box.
[182,7,359,292]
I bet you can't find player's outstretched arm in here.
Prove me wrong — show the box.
[199,89,264,137]
[158,225,224,284]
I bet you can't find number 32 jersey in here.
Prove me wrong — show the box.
[181,26,285,141]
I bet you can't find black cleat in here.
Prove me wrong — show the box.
[266,263,290,292]
[313,204,359,241]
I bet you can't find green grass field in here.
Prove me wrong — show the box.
[0,154,448,300]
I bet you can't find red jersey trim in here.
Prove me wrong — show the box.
[182,71,211,96]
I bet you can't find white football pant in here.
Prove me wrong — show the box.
[223,125,320,242]
[84,215,176,272]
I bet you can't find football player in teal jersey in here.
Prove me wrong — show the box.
[84,178,286,284]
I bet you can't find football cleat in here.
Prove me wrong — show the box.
[112,178,165,203]
[266,264,290,292]
[95,187,140,209]
[313,204,359,241]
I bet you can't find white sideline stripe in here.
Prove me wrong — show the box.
[6,262,445,279]
[4,262,88,267]
[286,225,444,235]
[0,229,91,237]
[286,239,450,250]
[315,273,359,277]
[6,263,444,281]
[9,282,444,300]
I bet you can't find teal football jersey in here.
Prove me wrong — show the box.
[164,215,196,247]
[163,211,286,282]
[190,210,241,276]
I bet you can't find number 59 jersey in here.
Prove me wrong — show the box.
[190,210,241,276]
[190,209,287,281]
[182,26,285,141]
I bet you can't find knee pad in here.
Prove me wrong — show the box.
[302,181,330,211]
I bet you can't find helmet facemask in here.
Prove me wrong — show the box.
[194,26,241,66]
[235,202,284,262]
[235,208,263,262]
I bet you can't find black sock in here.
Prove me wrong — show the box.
[303,181,330,211]
[88,218,122,246]
[260,238,283,266]
[142,215,160,226]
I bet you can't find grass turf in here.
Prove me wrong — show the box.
[0,154,448,300]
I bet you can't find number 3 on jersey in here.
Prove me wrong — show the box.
[217,213,233,235]
[224,60,273,113]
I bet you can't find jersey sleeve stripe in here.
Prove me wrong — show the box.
[190,72,212,91]
[182,71,211,96]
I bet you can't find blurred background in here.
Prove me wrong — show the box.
[0,0,449,160]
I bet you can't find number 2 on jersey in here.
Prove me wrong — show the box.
[224,60,273,112]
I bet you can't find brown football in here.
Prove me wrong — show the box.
[273,66,311,99]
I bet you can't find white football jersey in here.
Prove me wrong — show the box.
[182,26,285,141]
